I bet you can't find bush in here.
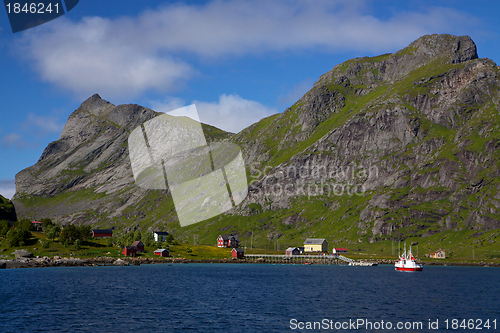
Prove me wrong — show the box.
[40,239,51,249]
[0,220,10,237]
[6,228,31,247]
[141,231,155,247]
[60,225,91,245]
[74,239,82,250]
[45,225,61,241]
[166,234,174,244]
[16,219,34,231]
[40,218,54,230]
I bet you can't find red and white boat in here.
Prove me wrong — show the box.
[395,244,423,271]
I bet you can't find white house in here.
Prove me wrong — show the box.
[153,231,169,242]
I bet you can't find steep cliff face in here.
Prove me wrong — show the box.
[12,34,500,248]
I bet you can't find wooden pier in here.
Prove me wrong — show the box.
[244,254,355,265]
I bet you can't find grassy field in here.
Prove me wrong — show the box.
[0,231,276,260]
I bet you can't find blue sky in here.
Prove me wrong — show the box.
[0,0,499,199]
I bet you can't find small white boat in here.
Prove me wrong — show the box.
[349,262,378,266]
[395,243,423,271]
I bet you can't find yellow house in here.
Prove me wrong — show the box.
[430,249,445,258]
[303,238,328,252]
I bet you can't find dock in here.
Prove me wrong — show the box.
[244,254,358,265]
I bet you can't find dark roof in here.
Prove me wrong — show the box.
[92,229,113,234]
[131,241,144,247]
[232,248,244,253]
[124,246,137,251]
[153,231,169,235]
[304,238,326,245]
[219,234,239,241]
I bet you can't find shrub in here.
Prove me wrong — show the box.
[45,225,60,241]
[6,228,31,247]
[40,239,51,249]
[0,220,10,237]
[40,218,54,229]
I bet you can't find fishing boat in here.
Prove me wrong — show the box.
[395,243,423,271]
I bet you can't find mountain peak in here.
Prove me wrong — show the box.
[400,34,478,64]
[78,93,115,117]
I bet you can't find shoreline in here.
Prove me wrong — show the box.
[1,256,499,269]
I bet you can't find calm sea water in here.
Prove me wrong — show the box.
[1,264,499,332]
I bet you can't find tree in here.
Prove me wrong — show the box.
[16,219,33,231]
[78,225,91,242]
[125,230,137,244]
[60,225,78,245]
[45,225,60,241]
[0,219,10,237]
[141,231,155,247]
[6,228,31,247]
[40,218,54,230]
[166,234,174,244]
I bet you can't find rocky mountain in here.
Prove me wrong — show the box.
[12,34,500,252]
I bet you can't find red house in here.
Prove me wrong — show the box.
[31,221,43,231]
[231,248,244,259]
[92,229,113,238]
[131,241,145,252]
[217,234,239,248]
[122,246,137,257]
[153,249,170,257]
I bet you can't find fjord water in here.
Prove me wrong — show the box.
[1,264,499,332]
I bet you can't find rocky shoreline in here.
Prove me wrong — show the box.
[1,256,499,269]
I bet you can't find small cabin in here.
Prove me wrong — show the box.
[31,221,43,231]
[92,229,113,238]
[430,249,445,259]
[122,246,137,257]
[153,249,170,257]
[131,240,145,253]
[303,238,328,252]
[217,234,239,248]
[153,231,169,242]
[332,248,348,254]
[285,247,300,256]
[231,248,244,259]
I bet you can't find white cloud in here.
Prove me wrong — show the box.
[0,113,64,149]
[151,94,277,133]
[278,78,315,106]
[1,133,31,149]
[24,113,64,135]
[0,180,16,200]
[16,1,475,98]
